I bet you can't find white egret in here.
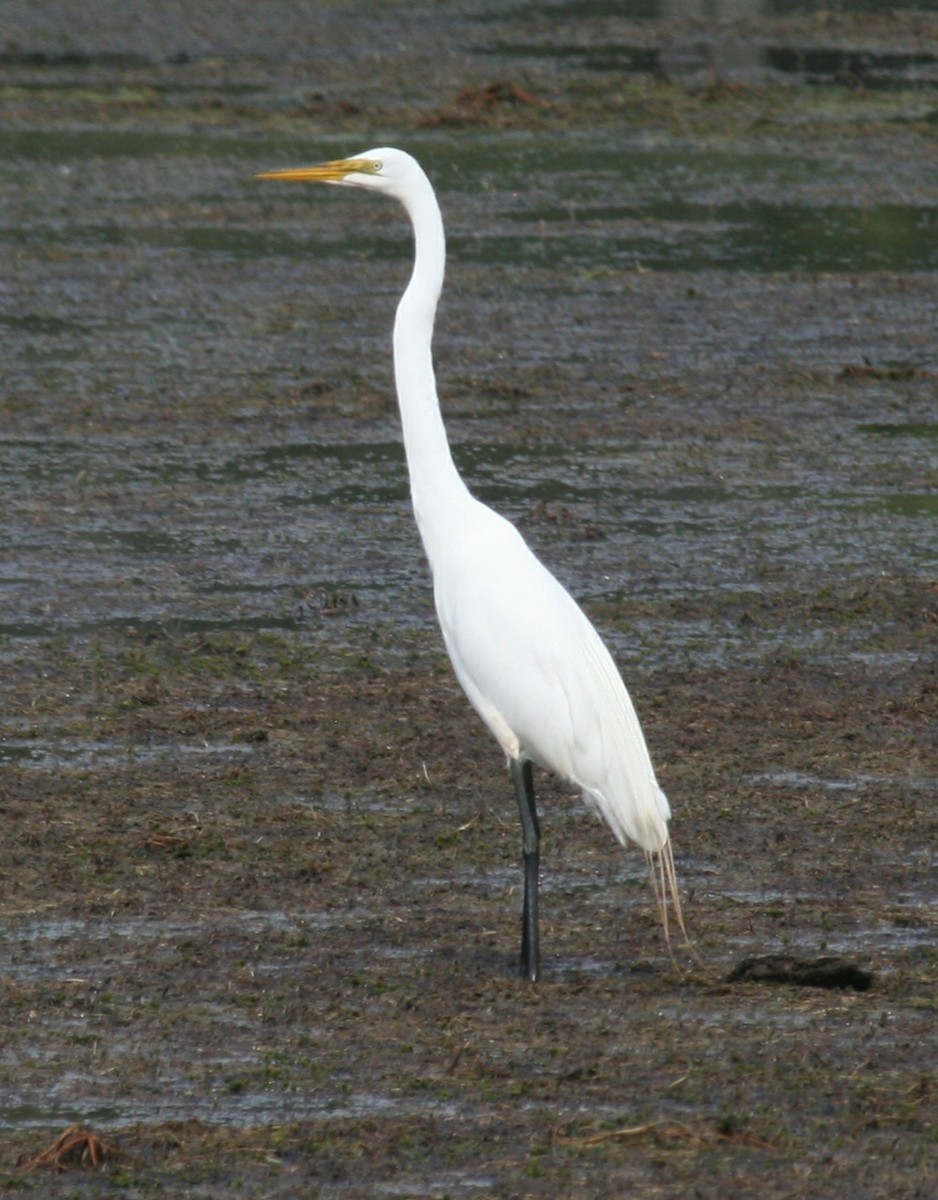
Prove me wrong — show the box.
[258,148,684,980]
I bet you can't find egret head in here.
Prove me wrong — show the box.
[257,147,417,201]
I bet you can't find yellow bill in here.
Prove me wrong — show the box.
[256,157,382,183]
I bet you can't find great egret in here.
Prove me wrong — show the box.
[258,148,683,980]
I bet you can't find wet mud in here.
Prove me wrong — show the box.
[1,2,936,1196]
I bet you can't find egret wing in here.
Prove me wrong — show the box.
[431,503,669,852]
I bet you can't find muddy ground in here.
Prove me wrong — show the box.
[1,2,936,1197]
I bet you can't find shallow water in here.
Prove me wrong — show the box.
[0,4,935,1194]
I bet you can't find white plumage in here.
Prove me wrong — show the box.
[431,498,670,853]
[258,147,683,979]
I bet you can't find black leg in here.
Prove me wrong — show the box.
[511,757,540,982]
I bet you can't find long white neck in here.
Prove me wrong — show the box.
[392,172,472,545]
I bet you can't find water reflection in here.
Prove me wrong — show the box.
[501,202,938,273]
[491,0,938,89]
[7,197,923,274]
